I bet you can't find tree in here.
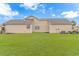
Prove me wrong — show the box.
[1,23,5,34]
[71,21,76,26]
[71,21,76,31]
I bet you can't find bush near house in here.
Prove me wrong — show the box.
[72,31,79,34]
[60,31,66,34]
[67,31,72,34]
[60,30,79,34]
[67,31,79,34]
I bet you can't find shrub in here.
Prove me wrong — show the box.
[67,31,79,34]
[72,31,79,34]
[67,31,72,34]
[60,31,66,34]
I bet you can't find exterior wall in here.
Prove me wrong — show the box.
[32,20,49,32]
[5,25,32,33]
[49,25,72,33]
[33,25,49,32]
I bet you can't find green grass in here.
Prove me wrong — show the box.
[0,33,79,56]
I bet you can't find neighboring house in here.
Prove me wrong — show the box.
[74,25,79,32]
[73,25,78,31]
[4,16,72,33]
[0,24,1,32]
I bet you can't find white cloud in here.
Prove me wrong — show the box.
[39,4,45,9]
[0,3,19,16]
[20,3,40,10]
[20,3,56,18]
[35,4,47,14]
[0,3,20,24]
[0,16,14,24]
[61,11,79,18]
[52,14,56,17]
[46,7,56,17]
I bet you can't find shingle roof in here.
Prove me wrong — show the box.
[48,18,72,25]
[25,16,39,20]
[5,20,26,25]
[4,17,72,25]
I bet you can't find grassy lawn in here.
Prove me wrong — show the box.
[0,33,79,56]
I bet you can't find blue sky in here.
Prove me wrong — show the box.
[0,3,79,24]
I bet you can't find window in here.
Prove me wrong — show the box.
[27,24,30,29]
[35,26,40,30]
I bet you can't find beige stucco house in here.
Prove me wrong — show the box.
[4,16,72,33]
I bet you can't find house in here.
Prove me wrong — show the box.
[73,25,79,32]
[4,16,72,33]
[72,25,78,31]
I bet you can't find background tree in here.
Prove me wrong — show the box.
[71,21,76,26]
[71,21,76,31]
